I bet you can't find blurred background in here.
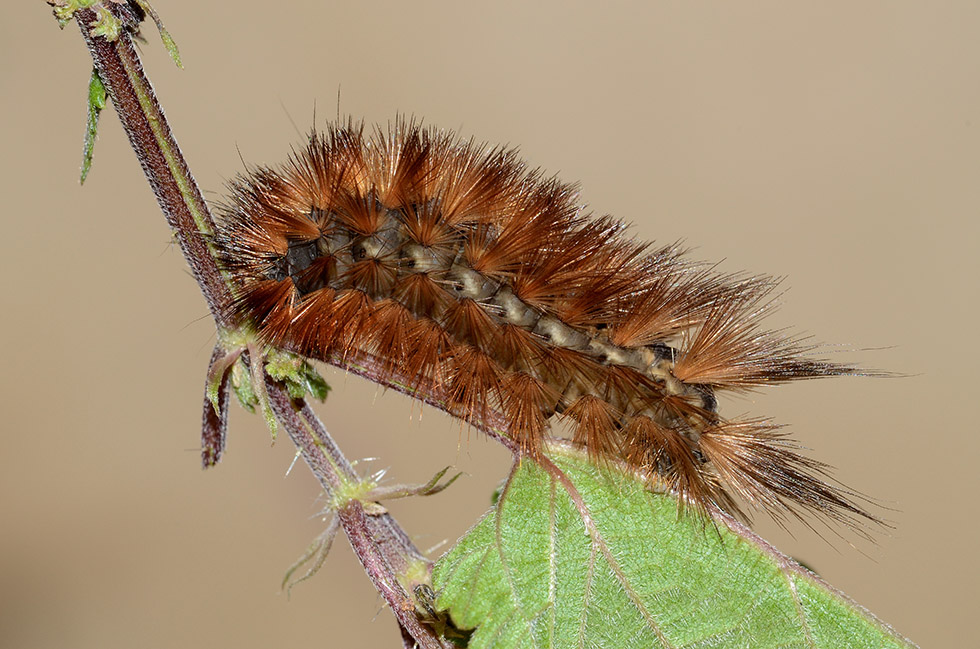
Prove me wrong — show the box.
[2,1,976,646]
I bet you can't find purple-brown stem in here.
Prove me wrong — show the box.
[263,374,445,648]
[76,7,230,322]
[69,5,449,647]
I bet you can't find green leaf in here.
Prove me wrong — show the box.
[80,67,107,184]
[432,448,916,649]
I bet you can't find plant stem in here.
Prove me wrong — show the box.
[75,6,230,322]
[69,6,449,647]
[264,376,446,648]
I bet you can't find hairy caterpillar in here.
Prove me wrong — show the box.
[214,119,877,530]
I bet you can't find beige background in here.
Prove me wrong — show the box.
[2,1,976,647]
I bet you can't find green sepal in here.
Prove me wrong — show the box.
[229,358,258,414]
[281,516,341,597]
[158,29,183,68]
[206,347,242,415]
[80,67,106,184]
[265,350,331,402]
[206,364,226,415]
[226,350,276,440]
[131,0,183,68]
